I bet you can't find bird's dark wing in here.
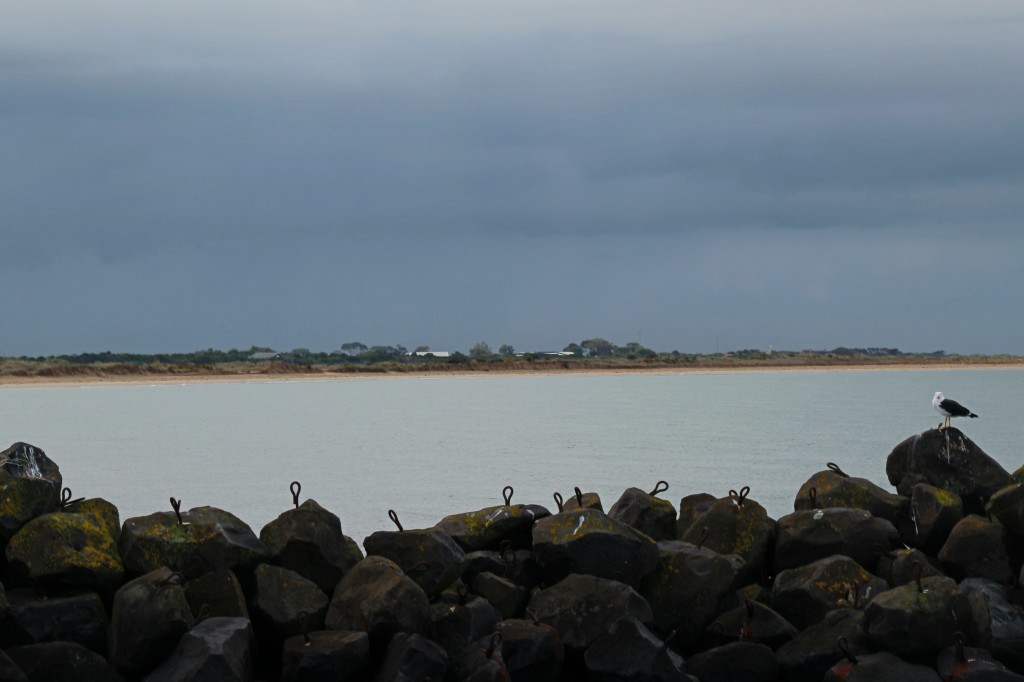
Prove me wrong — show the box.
[939,398,973,418]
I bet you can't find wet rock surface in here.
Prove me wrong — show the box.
[2,428,1021,681]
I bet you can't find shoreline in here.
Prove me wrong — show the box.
[2,360,1023,388]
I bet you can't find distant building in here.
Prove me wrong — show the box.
[249,352,283,361]
[410,351,451,358]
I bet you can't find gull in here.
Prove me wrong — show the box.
[932,391,978,429]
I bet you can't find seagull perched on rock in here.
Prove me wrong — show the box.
[932,391,978,429]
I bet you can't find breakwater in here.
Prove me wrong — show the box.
[0,429,1022,681]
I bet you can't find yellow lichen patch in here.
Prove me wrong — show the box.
[5,511,123,588]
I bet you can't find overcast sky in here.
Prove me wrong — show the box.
[3,1,1023,356]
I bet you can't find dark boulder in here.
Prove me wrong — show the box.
[938,515,1015,584]
[472,570,526,619]
[119,506,269,579]
[679,492,776,584]
[771,554,888,630]
[373,632,448,682]
[864,575,959,659]
[676,492,716,540]
[5,510,123,591]
[875,548,945,587]
[704,599,799,650]
[686,641,778,682]
[109,566,195,676]
[462,548,542,592]
[823,651,942,681]
[279,630,369,682]
[0,442,62,543]
[259,499,362,595]
[987,484,1024,538]
[62,497,121,542]
[324,555,429,643]
[560,489,603,512]
[0,650,27,682]
[795,467,906,523]
[607,486,677,542]
[887,429,1011,513]
[496,617,564,682]
[248,563,329,644]
[527,573,653,650]
[908,483,963,554]
[774,507,898,573]
[5,641,123,682]
[639,540,744,651]
[956,578,1024,674]
[450,632,510,682]
[436,503,550,552]
[776,608,874,682]
[936,639,1024,681]
[1,589,108,654]
[143,616,254,682]
[531,508,658,588]
[429,592,502,661]
[184,569,250,619]
[363,525,467,597]
[583,617,688,682]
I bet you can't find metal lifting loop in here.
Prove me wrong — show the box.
[170,497,183,525]
[388,509,404,532]
[648,480,669,496]
[827,462,849,478]
[574,486,584,508]
[552,492,564,512]
[290,481,301,508]
[502,485,514,506]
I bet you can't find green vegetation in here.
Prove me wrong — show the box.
[0,343,1019,380]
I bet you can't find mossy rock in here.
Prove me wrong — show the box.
[0,443,62,543]
[771,554,887,631]
[864,575,959,658]
[363,527,467,598]
[119,505,268,580]
[436,503,550,552]
[5,511,123,591]
[908,483,963,554]
[608,486,677,541]
[794,469,905,523]
[774,508,898,574]
[985,483,1024,538]
[681,495,776,585]
[63,498,121,543]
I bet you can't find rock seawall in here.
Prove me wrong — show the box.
[1,430,1023,681]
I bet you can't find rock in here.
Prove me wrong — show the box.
[774,507,898,573]
[0,442,62,543]
[1,589,109,654]
[676,492,716,540]
[608,486,677,541]
[531,508,658,588]
[143,616,254,682]
[823,650,942,681]
[686,641,779,682]
[5,511,123,591]
[938,515,1015,584]
[280,630,369,682]
[907,483,963,554]
[560,489,603,512]
[936,639,1024,681]
[639,540,744,651]
[987,484,1024,538]
[5,641,123,682]
[450,632,510,682]
[429,593,502,660]
[886,429,1011,513]
[109,566,195,676]
[771,554,888,630]
[462,549,542,592]
[527,573,653,650]
[248,563,329,643]
[776,608,874,682]
[119,506,269,579]
[795,467,906,522]
[324,555,429,644]
[184,569,250,619]
[373,632,448,682]
[704,599,799,650]
[363,526,467,597]
[0,650,27,682]
[259,499,362,595]
[875,548,944,587]
[956,578,1024,674]
[62,497,121,542]
[436,503,550,552]
[496,618,565,682]
[583,617,688,682]
[472,570,526,619]
[680,492,776,584]
[864,575,959,659]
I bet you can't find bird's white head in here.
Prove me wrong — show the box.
[933,391,944,402]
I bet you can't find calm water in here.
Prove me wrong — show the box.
[2,369,1021,546]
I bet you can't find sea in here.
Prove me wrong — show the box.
[2,368,1021,547]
